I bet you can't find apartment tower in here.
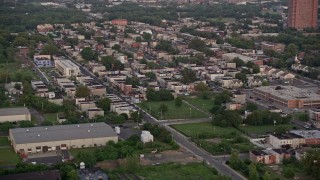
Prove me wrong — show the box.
[288,0,318,29]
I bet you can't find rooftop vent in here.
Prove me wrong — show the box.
[88,130,90,133]
[38,134,40,137]
[26,129,29,132]
[77,124,80,128]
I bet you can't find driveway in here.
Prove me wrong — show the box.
[29,108,45,125]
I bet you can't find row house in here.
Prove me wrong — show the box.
[269,133,305,148]
[250,149,291,165]
[291,64,309,73]
[5,82,23,95]
[217,77,243,89]
[31,81,51,98]
[75,98,104,119]
[309,108,320,128]
[248,79,262,87]
[55,78,76,97]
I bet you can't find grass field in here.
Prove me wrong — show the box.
[172,122,237,138]
[136,163,224,180]
[239,124,297,135]
[69,147,100,157]
[183,96,214,114]
[0,148,20,165]
[172,123,257,155]
[44,113,57,122]
[0,137,9,147]
[137,101,208,120]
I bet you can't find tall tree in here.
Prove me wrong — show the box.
[75,86,91,98]
[81,47,94,61]
[181,68,197,84]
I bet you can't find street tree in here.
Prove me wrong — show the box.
[77,151,97,168]
[181,68,197,84]
[81,47,94,61]
[96,97,112,112]
[195,82,209,92]
[75,86,91,98]
[41,44,58,56]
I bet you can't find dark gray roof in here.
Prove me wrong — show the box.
[0,107,30,116]
[10,123,117,144]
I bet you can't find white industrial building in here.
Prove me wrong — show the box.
[0,107,31,123]
[55,59,80,77]
[9,123,118,154]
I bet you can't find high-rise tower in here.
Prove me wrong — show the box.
[288,0,318,29]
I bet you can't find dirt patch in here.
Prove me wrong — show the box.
[140,149,200,166]
[95,160,120,170]
[205,138,222,144]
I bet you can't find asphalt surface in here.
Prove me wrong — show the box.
[66,56,246,180]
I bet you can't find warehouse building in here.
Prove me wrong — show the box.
[0,107,31,123]
[9,123,118,154]
[254,86,320,108]
[55,59,80,77]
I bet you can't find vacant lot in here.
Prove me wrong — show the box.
[137,101,208,120]
[172,122,236,138]
[136,163,224,180]
[183,96,214,114]
[173,123,257,155]
[0,148,20,165]
[239,124,297,135]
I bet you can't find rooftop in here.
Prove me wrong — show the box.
[0,107,30,116]
[290,130,320,139]
[55,59,79,69]
[10,122,117,144]
[272,133,303,139]
[255,86,320,101]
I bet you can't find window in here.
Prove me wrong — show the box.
[27,148,32,152]
[36,146,41,149]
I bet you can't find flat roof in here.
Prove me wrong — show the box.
[272,133,303,139]
[0,107,30,116]
[290,130,320,139]
[255,86,320,101]
[10,122,117,144]
[55,59,79,69]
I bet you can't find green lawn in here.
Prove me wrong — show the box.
[44,113,57,122]
[69,147,100,157]
[136,163,226,180]
[0,148,20,165]
[0,137,9,147]
[239,124,297,135]
[172,122,237,138]
[183,96,214,114]
[172,123,257,155]
[137,101,208,120]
